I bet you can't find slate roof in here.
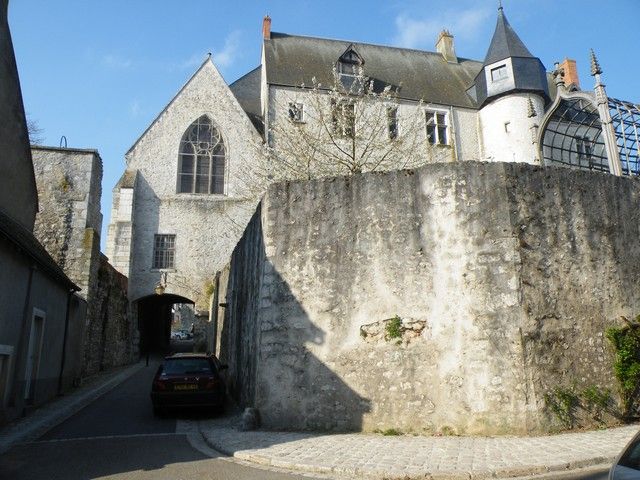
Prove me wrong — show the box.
[263,33,484,109]
[0,207,79,291]
[229,66,264,133]
[483,8,535,66]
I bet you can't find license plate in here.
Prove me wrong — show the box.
[174,384,197,391]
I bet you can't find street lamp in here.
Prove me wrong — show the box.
[155,272,167,295]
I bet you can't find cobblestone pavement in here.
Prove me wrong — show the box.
[199,415,638,480]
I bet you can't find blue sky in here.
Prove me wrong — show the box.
[8,0,639,249]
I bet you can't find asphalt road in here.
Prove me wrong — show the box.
[0,352,321,480]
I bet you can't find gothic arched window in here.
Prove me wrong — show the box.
[177,115,226,194]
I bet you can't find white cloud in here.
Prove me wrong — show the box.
[213,30,242,68]
[393,7,491,49]
[181,53,206,70]
[102,54,132,69]
[130,99,141,118]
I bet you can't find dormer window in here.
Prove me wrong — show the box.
[491,64,508,82]
[337,45,364,90]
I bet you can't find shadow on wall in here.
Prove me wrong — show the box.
[218,203,371,432]
[130,174,160,299]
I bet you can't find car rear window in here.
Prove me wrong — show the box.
[619,436,640,470]
[163,358,213,375]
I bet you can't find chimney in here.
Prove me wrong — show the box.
[559,58,580,88]
[436,30,457,63]
[262,15,272,40]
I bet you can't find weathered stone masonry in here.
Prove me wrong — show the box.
[219,161,640,435]
[32,147,136,377]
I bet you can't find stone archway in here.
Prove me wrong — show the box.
[135,293,194,355]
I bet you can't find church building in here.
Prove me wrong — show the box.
[106,6,639,352]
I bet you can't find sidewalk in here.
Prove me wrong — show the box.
[0,361,145,455]
[198,414,638,479]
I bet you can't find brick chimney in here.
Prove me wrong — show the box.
[262,15,272,40]
[559,58,580,88]
[436,30,457,63]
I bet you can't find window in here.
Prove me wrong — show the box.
[337,45,364,90]
[576,136,593,160]
[387,107,398,140]
[331,100,355,138]
[288,102,304,123]
[491,64,508,82]
[425,111,448,145]
[0,345,13,407]
[153,234,176,269]
[24,310,45,402]
[177,115,225,194]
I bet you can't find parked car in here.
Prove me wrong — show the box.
[610,429,640,479]
[150,353,227,416]
[170,330,190,340]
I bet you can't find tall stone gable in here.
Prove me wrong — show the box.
[106,57,265,308]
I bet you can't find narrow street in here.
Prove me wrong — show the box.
[0,354,320,480]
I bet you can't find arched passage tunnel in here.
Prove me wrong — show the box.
[135,293,194,354]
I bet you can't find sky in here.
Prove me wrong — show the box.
[8,0,640,250]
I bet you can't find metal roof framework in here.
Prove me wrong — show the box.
[541,95,609,172]
[609,97,640,176]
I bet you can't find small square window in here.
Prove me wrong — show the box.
[491,65,508,82]
[153,234,176,269]
[288,102,304,123]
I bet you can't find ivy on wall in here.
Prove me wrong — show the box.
[606,317,640,418]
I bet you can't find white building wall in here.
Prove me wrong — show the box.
[109,59,265,308]
[106,184,135,276]
[269,86,481,168]
[479,93,544,164]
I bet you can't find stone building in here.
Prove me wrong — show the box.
[106,58,264,352]
[31,146,136,375]
[214,9,639,433]
[0,0,85,425]
[107,6,638,355]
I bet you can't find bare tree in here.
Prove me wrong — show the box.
[252,68,452,184]
[26,117,44,145]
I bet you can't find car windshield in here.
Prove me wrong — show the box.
[162,358,213,375]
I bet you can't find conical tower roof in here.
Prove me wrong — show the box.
[483,6,534,66]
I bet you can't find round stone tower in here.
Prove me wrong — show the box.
[471,5,549,164]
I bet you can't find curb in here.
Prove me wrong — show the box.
[0,361,145,455]
[198,426,617,480]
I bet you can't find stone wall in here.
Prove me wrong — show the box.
[31,147,136,376]
[220,161,640,435]
[83,255,135,375]
[31,146,102,299]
